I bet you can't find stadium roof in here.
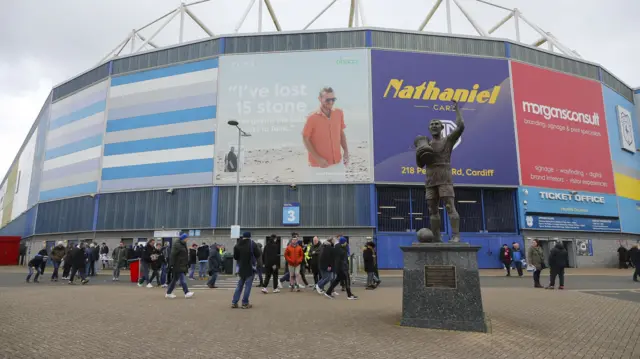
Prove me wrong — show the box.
[97,0,581,66]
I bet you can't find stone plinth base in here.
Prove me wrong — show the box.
[400,242,487,333]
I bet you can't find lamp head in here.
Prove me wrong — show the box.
[227,120,239,126]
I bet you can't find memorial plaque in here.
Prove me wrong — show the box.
[424,265,457,289]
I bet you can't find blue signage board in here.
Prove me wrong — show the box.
[523,215,621,233]
[518,186,620,217]
[283,202,300,226]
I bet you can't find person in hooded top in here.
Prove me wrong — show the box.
[26,251,48,283]
[50,241,66,282]
[308,236,322,285]
[232,232,261,309]
[207,243,222,289]
[261,234,281,294]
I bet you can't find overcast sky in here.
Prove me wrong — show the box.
[1,0,638,179]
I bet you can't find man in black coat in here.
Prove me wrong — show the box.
[324,237,358,300]
[315,237,336,294]
[232,232,261,309]
[628,244,640,282]
[69,243,89,285]
[165,234,194,299]
[618,245,629,269]
[547,242,569,289]
[138,239,156,287]
[197,242,210,279]
[207,243,222,289]
[261,234,281,293]
[308,236,322,285]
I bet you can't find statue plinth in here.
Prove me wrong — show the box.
[400,242,488,333]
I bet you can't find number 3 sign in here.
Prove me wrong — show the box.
[283,203,300,226]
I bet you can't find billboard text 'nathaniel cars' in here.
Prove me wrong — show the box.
[383,80,502,106]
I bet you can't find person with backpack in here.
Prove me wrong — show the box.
[231,232,261,309]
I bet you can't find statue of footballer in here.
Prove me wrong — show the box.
[414,100,465,243]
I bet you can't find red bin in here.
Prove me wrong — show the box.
[129,259,140,283]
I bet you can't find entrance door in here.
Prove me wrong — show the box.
[45,241,55,265]
[561,239,575,268]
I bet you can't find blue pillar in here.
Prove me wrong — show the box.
[92,194,100,231]
[598,67,603,82]
[365,30,372,47]
[408,188,413,231]
[218,38,226,54]
[512,189,520,233]
[480,189,486,232]
[370,184,377,229]
[504,42,511,58]
[108,61,113,75]
[211,187,218,228]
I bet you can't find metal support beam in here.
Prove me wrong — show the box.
[357,0,367,26]
[258,0,263,32]
[179,3,185,43]
[354,0,359,27]
[348,0,356,27]
[518,12,579,58]
[532,37,547,47]
[514,9,520,42]
[418,0,443,31]
[137,8,177,32]
[136,9,179,52]
[487,10,513,34]
[136,33,159,49]
[263,0,282,31]
[130,30,136,53]
[97,36,130,66]
[476,0,512,11]
[445,0,452,33]
[184,6,214,37]
[303,0,338,30]
[184,0,211,7]
[452,0,488,37]
[235,0,256,33]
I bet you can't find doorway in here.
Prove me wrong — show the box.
[561,239,576,268]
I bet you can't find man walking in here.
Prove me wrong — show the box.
[165,234,194,299]
[547,242,569,290]
[315,237,336,294]
[112,241,127,281]
[232,232,261,309]
[207,243,222,289]
[628,244,640,282]
[138,239,156,288]
[262,234,281,293]
[49,241,66,282]
[324,237,357,300]
[69,243,89,285]
[511,242,526,277]
[308,236,322,285]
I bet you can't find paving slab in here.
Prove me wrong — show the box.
[1,282,639,359]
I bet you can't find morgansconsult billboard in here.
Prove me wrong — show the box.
[371,50,519,185]
[215,50,372,184]
[512,62,615,194]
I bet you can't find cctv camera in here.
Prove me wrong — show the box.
[289,183,297,190]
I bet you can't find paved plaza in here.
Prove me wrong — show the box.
[1,268,639,359]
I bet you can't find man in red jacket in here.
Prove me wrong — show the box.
[284,237,304,292]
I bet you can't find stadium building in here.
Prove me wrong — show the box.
[1,0,639,269]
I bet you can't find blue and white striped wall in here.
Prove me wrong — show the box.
[101,59,218,191]
[40,81,108,201]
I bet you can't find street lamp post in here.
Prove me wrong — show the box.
[227,120,251,234]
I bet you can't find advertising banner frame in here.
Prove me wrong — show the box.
[511,61,615,194]
[370,49,520,186]
[215,49,374,186]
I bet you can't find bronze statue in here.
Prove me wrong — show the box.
[414,100,465,243]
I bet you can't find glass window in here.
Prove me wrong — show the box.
[483,189,516,233]
[377,187,411,232]
[454,188,482,233]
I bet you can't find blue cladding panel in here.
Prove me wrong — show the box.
[44,134,103,160]
[39,182,98,202]
[111,58,219,86]
[211,187,219,227]
[35,197,95,234]
[49,100,106,130]
[101,159,214,180]
[106,106,216,132]
[103,132,214,156]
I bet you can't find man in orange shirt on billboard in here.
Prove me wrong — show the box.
[302,87,349,181]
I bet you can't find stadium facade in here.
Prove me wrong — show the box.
[1,27,639,269]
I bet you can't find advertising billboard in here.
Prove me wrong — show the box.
[11,132,37,220]
[512,62,615,194]
[371,50,518,185]
[215,50,372,184]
